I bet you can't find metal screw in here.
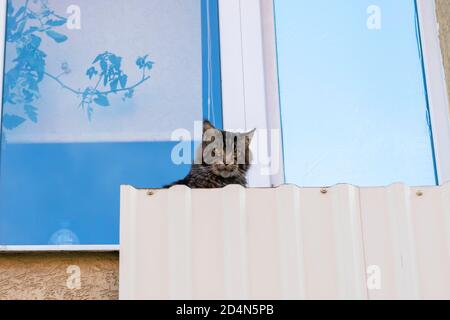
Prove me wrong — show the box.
[320,188,328,194]
[147,191,155,196]
[416,191,423,197]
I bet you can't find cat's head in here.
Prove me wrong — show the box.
[199,120,255,178]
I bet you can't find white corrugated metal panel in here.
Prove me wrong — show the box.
[119,183,450,300]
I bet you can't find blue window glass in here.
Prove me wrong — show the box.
[274,0,437,187]
[0,0,222,245]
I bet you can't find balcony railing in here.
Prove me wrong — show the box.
[119,183,450,300]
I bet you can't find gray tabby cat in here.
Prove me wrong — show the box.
[165,120,255,188]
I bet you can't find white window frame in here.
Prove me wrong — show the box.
[0,0,449,251]
[415,0,450,184]
[218,0,285,187]
[218,0,450,187]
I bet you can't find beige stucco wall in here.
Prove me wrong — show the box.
[0,252,119,300]
[436,0,450,114]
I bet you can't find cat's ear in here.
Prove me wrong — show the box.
[245,128,256,143]
[203,120,215,133]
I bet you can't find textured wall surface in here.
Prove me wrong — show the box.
[0,252,119,300]
[436,0,450,114]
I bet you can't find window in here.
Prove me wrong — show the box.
[0,0,222,246]
[218,0,450,188]
[274,0,438,186]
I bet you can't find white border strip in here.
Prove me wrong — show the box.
[417,0,450,184]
